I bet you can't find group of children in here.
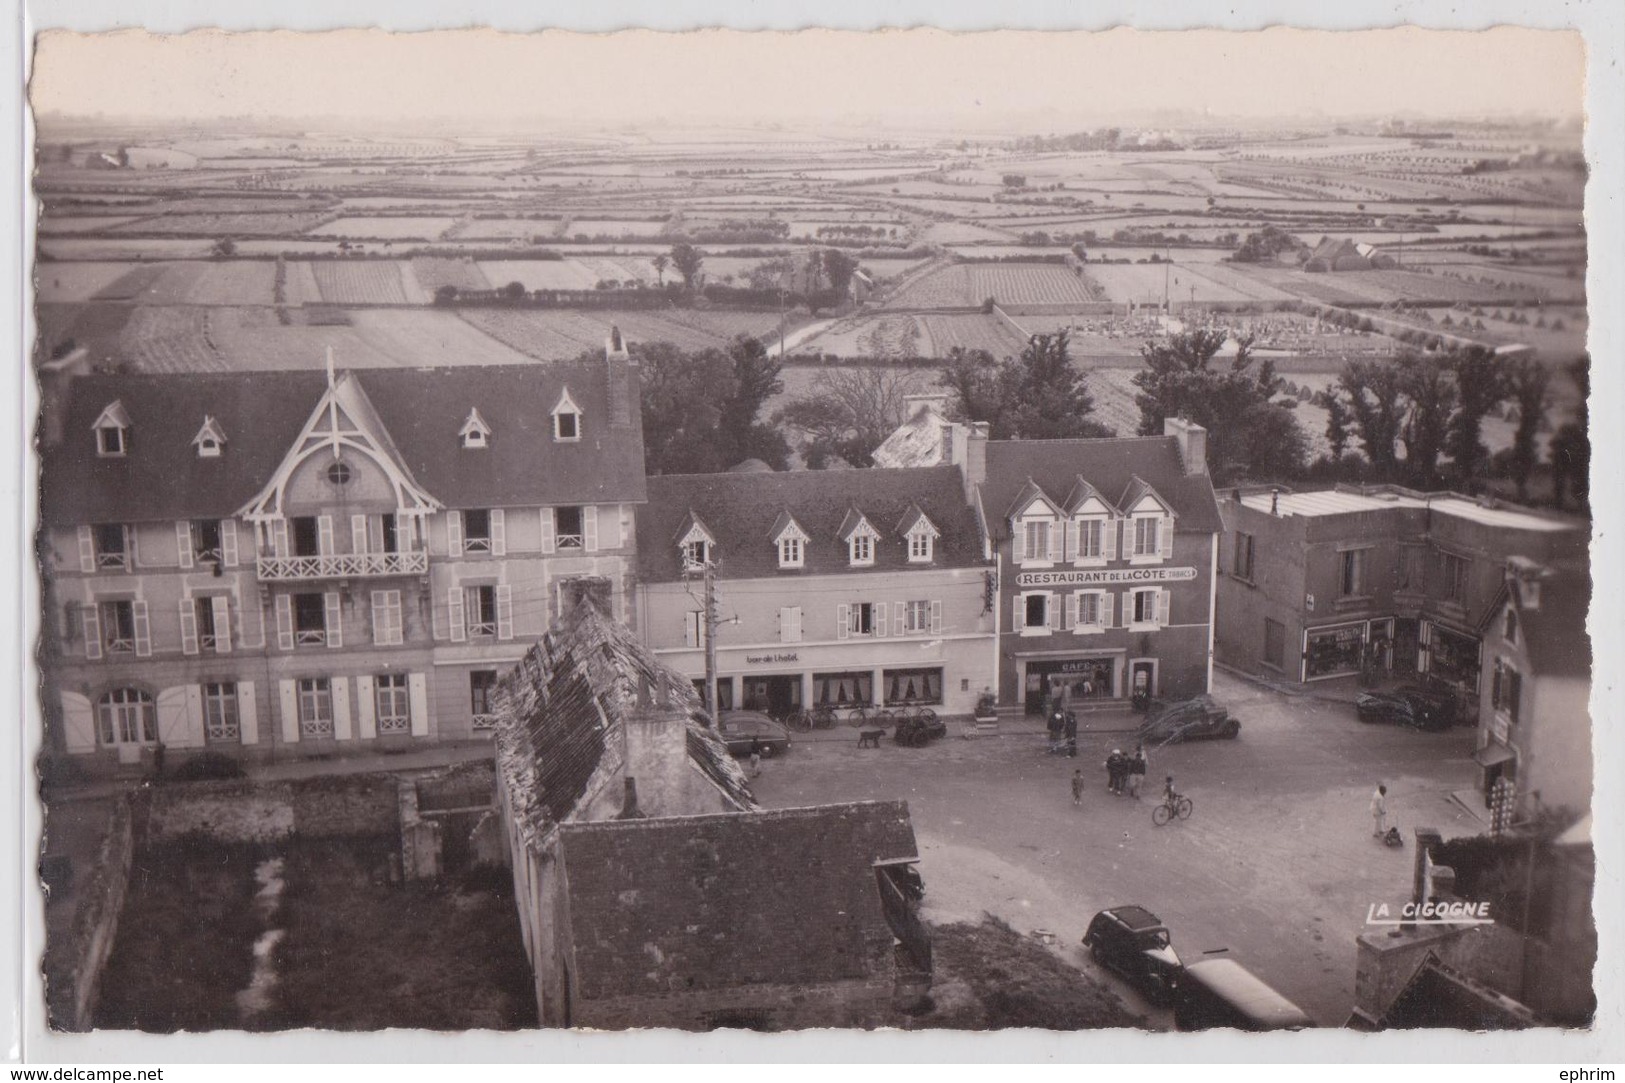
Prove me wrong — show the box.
[1071,743,1159,804]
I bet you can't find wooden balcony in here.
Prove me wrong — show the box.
[257,550,428,581]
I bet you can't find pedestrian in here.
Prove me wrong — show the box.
[749,740,762,780]
[1071,769,1085,806]
[1106,748,1125,795]
[1371,784,1388,837]
[1063,705,1078,759]
[1128,744,1147,800]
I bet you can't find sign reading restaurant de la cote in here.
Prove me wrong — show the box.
[1015,566,1199,588]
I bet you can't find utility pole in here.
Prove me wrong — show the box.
[702,559,720,715]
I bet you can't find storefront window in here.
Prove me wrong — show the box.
[1304,623,1364,680]
[814,671,873,707]
[1430,627,1481,691]
[884,668,943,706]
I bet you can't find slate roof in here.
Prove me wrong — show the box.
[491,600,755,847]
[637,466,987,581]
[1507,568,1592,679]
[1380,956,1536,1029]
[40,362,646,527]
[979,437,1222,537]
[556,801,918,1001]
[871,405,947,469]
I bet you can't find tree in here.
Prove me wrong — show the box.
[774,367,925,468]
[1444,346,1510,489]
[1231,226,1302,264]
[1505,357,1550,501]
[670,242,705,288]
[433,284,458,306]
[719,334,788,469]
[821,248,858,296]
[501,280,526,301]
[1398,353,1456,489]
[652,253,669,287]
[638,342,735,476]
[940,332,1111,441]
[1318,389,1352,461]
[1336,358,1406,477]
[1133,329,1306,483]
[212,237,237,258]
[1549,355,1589,512]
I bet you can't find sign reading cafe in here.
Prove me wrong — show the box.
[1015,567,1199,588]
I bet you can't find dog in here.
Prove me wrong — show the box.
[858,729,885,749]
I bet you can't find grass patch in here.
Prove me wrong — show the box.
[93,838,264,1032]
[909,916,1148,1030]
[265,837,535,1030]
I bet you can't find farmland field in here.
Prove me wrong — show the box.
[965,264,1099,306]
[180,262,279,306]
[109,212,336,236]
[118,307,225,373]
[883,265,972,309]
[33,262,139,303]
[918,314,1030,358]
[311,261,419,305]
[457,308,793,360]
[408,257,491,295]
[37,215,149,234]
[313,217,458,240]
[477,260,598,291]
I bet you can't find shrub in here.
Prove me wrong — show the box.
[169,752,247,783]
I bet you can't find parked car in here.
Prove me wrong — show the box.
[1137,695,1240,746]
[1173,957,1313,1031]
[1355,686,1457,731]
[715,711,792,757]
[1081,905,1183,1004]
[893,713,948,747]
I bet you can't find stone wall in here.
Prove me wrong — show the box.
[43,800,133,1032]
[143,773,404,844]
[1354,920,1526,1021]
[571,974,896,1032]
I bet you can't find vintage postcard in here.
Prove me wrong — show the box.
[19,18,1609,1060]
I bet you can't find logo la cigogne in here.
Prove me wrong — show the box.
[1365,900,1494,926]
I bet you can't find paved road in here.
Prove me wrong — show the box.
[751,671,1484,1026]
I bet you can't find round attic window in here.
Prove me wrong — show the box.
[326,460,353,486]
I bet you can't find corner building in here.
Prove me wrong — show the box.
[38,351,645,771]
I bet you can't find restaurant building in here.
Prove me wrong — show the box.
[632,466,995,718]
[1215,486,1588,711]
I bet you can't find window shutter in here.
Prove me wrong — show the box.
[447,511,463,556]
[490,509,507,556]
[1047,522,1063,562]
[78,527,96,573]
[930,600,943,634]
[132,600,151,657]
[318,515,335,556]
[448,588,466,642]
[1491,659,1503,705]
[83,604,102,660]
[238,681,259,745]
[352,514,368,555]
[276,595,294,650]
[540,508,556,554]
[1104,518,1118,561]
[894,602,906,634]
[1047,593,1061,630]
[612,505,626,549]
[408,673,430,737]
[1159,588,1171,626]
[1103,593,1115,629]
[1066,592,1079,631]
[584,507,599,552]
[792,607,803,641]
[356,675,377,740]
[837,604,850,640]
[1066,520,1079,564]
[179,599,199,655]
[1011,522,1026,563]
[221,521,239,567]
[272,519,288,559]
[1012,595,1023,631]
[61,692,97,754]
[180,685,206,748]
[874,601,887,637]
[1160,516,1174,560]
[279,679,299,744]
[332,677,352,740]
[177,522,194,569]
[372,591,388,646]
[496,584,514,641]
[779,607,792,642]
[211,596,232,653]
[242,594,265,649]
[324,592,343,649]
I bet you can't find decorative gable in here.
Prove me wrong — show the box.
[92,400,131,457]
[1119,475,1175,562]
[552,388,582,442]
[1005,477,1063,523]
[675,512,716,571]
[459,407,492,449]
[191,416,227,458]
[770,511,810,569]
[897,504,940,563]
[838,508,880,567]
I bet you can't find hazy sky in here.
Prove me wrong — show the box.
[31,26,1584,126]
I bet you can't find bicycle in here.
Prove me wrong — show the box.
[848,704,895,728]
[1151,792,1193,826]
[783,708,815,733]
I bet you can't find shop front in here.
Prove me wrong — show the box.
[1021,654,1122,715]
[1303,621,1367,682]
[1423,621,1482,716]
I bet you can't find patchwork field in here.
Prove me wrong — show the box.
[458,308,793,360]
[310,261,423,305]
[313,216,458,240]
[965,264,1100,306]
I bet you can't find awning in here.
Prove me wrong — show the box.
[1473,744,1516,768]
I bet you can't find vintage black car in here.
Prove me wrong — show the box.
[1136,695,1241,746]
[716,711,793,757]
[1082,905,1183,1004]
[1354,686,1457,731]
[893,713,948,747]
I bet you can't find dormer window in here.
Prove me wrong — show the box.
[908,532,933,562]
[676,515,715,572]
[92,401,131,458]
[460,408,492,450]
[849,533,874,567]
[779,537,804,568]
[552,388,582,442]
[191,416,226,458]
[771,513,810,570]
[684,539,711,570]
[839,510,879,568]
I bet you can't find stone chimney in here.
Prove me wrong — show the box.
[614,777,646,820]
[962,421,990,502]
[38,347,89,449]
[606,325,632,429]
[1163,416,1208,476]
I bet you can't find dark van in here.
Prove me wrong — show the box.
[1173,958,1314,1031]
